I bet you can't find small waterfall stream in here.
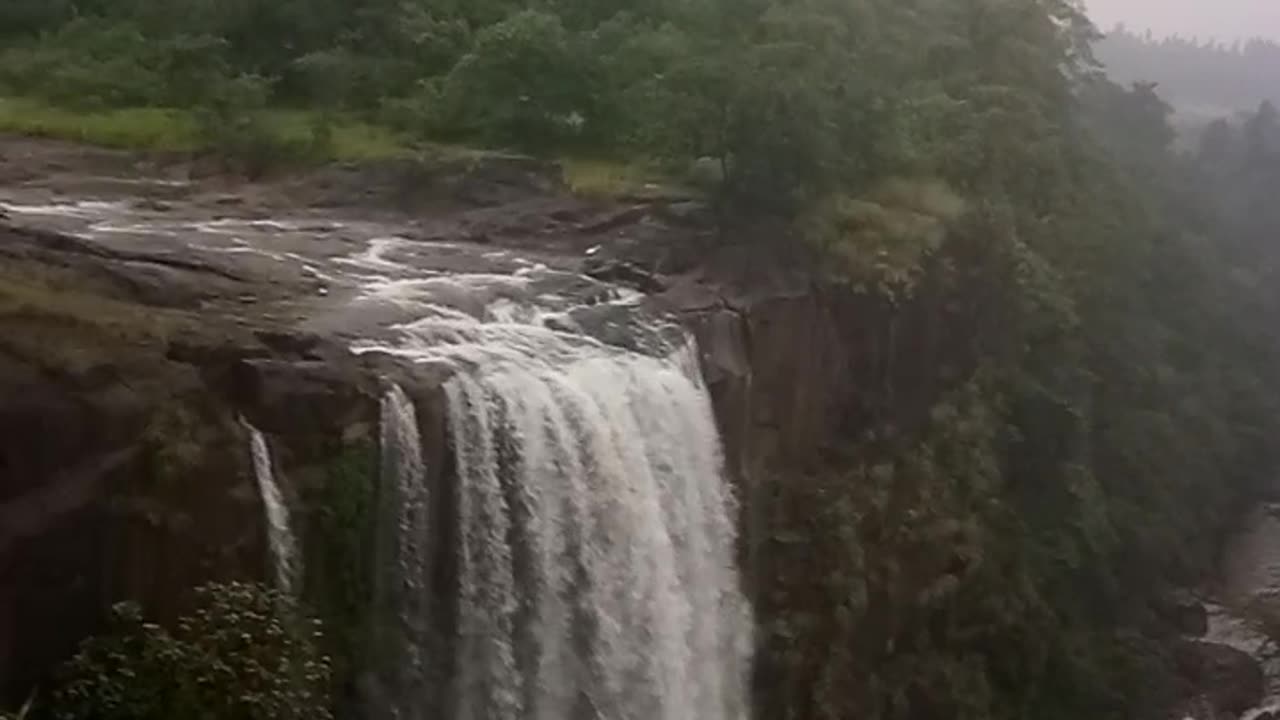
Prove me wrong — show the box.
[246,423,300,595]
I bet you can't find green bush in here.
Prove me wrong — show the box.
[0,20,165,109]
[302,445,379,699]
[193,75,316,177]
[429,10,599,148]
[47,583,332,720]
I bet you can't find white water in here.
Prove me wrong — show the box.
[362,273,753,720]
[379,384,434,720]
[246,424,300,595]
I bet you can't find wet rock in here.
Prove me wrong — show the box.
[134,198,173,212]
[577,205,649,235]
[656,200,712,227]
[1175,640,1265,717]
[583,258,666,294]
[253,330,324,359]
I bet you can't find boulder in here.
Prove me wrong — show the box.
[1175,640,1266,717]
[1160,590,1211,637]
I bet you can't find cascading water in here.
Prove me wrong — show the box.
[246,423,300,595]
[378,384,434,720]
[358,275,753,720]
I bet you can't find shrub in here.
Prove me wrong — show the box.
[0,19,165,109]
[429,10,599,149]
[193,75,315,177]
[47,583,332,720]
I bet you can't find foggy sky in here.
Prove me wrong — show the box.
[1086,0,1280,40]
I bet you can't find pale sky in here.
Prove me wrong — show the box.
[1086,0,1280,40]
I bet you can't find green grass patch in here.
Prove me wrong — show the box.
[0,97,413,161]
[561,157,661,198]
[560,156,694,199]
[257,109,413,161]
[0,97,199,151]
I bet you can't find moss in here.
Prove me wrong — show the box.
[300,442,379,698]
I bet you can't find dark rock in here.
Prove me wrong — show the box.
[583,258,666,294]
[1175,640,1265,717]
[577,205,649,235]
[134,198,173,212]
[229,358,378,439]
[1161,590,1210,637]
[450,155,566,207]
[253,329,324,359]
[656,200,712,227]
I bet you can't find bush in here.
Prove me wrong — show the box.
[428,10,599,149]
[193,75,316,177]
[0,19,165,109]
[47,583,332,720]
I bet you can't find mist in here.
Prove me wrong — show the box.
[1087,0,1280,40]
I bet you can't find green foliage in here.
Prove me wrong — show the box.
[47,583,332,720]
[0,19,167,110]
[0,99,200,151]
[427,10,598,148]
[302,445,379,699]
[804,178,966,299]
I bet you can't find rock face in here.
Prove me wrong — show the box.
[0,137,1099,715]
[1164,592,1211,638]
[0,205,388,706]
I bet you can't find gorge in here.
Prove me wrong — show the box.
[0,133,1278,720]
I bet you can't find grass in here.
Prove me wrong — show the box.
[0,96,413,161]
[0,97,200,151]
[560,156,684,199]
[253,109,412,162]
[0,96,692,199]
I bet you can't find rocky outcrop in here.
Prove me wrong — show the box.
[0,218,388,706]
[1175,640,1266,718]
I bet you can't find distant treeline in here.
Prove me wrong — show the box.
[1095,25,1280,111]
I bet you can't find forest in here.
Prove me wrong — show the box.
[1095,25,1280,112]
[5,1,1280,719]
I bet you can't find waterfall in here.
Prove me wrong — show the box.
[378,384,434,720]
[364,297,753,720]
[246,423,300,595]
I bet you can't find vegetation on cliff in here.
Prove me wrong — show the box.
[5,1,1280,719]
[44,583,331,720]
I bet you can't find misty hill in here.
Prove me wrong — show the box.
[1095,25,1280,114]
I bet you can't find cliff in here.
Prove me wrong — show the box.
[0,137,1259,719]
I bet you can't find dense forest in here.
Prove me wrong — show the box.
[5,1,1280,720]
[1096,25,1280,112]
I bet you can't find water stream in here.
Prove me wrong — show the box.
[246,423,300,595]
